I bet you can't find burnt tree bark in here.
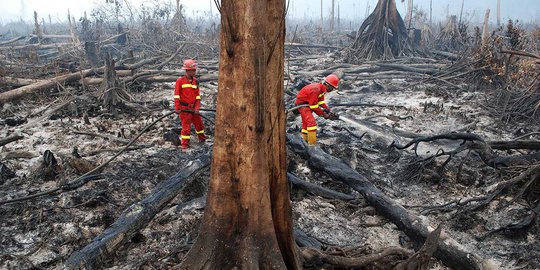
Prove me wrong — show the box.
[347,0,415,61]
[100,51,130,114]
[176,0,300,269]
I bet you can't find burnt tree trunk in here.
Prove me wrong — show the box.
[100,51,131,114]
[347,0,415,61]
[177,0,300,269]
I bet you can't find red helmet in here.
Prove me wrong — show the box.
[182,59,197,70]
[324,74,339,89]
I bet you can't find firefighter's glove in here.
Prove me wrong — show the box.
[322,112,331,119]
[329,112,339,120]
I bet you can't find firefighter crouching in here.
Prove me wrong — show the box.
[294,74,340,145]
[174,59,206,149]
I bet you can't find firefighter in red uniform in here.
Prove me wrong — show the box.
[174,59,206,149]
[294,74,340,144]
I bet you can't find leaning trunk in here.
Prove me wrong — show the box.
[177,0,300,269]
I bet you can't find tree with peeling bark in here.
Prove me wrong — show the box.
[176,0,300,269]
[347,0,416,61]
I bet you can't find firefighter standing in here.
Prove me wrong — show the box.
[174,59,206,149]
[294,74,340,144]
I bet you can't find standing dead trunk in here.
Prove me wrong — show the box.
[497,0,501,27]
[330,0,335,31]
[101,52,130,114]
[429,0,432,28]
[405,0,413,30]
[482,9,491,49]
[67,10,79,45]
[33,11,43,43]
[347,0,415,61]
[320,0,323,42]
[458,0,465,26]
[177,0,300,269]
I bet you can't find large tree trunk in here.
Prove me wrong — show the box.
[347,0,415,61]
[177,0,300,269]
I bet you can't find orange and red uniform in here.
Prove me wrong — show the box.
[294,82,330,143]
[174,75,205,148]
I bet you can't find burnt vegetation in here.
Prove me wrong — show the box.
[1,0,540,269]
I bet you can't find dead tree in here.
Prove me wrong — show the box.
[436,15,466,51]
[177,0,300,269]
[347,0,415,61]
[100,51,131,114]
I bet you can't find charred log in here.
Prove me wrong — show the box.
[287,134,497,270]
[0,69,99,104]
[0,134,24,146]
[287,172,356,201]
[63,154,210,270]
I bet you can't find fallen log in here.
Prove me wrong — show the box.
[0,77,45,87]
[287,134,498,270]
[155,43,187,70]
[0,69,99,104]
[488,140,540,150]
[431,50,460,60]
[0,42,74,51]
[0,150,37,160]
[294,228,323,249]
[0,56,165,104]
[395,225,442,269]
[0,36,25,46]
[374,63,440,75]
[285,42,341,50]
[393,133,540,168]
[63,154,211,270]
[135,73,219,83]
[287,172,356,201]
[0,133,24,147]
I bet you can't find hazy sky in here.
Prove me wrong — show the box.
[0,0,538,24]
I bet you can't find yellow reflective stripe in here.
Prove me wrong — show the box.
[309,104,319,109]
[174,95,180,99]
[196,130,205,134]
[181,135,191,139]
[318,93,325,97]
[181,84,197,88]
[301,129,308,134]
[318,101,326,105]
[306,126,317,131]
[195,96,201,100]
